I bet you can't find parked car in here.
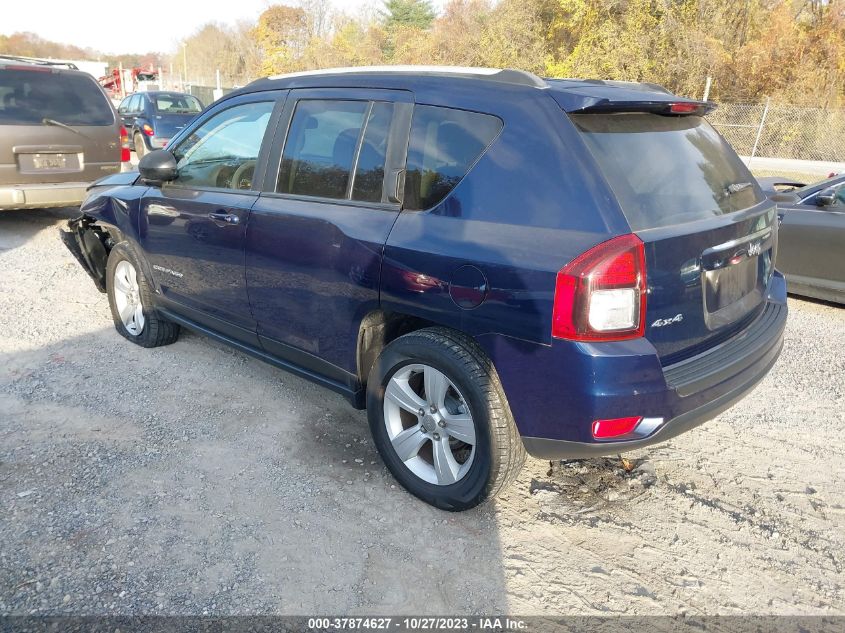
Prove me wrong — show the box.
[756,176,809,196]
[117,91,203,158]
[0,56,127,211]
[764,174,845,304]
[63,67,787,510]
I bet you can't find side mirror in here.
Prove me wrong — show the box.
[138,150,177,184]
[816,188,837,207]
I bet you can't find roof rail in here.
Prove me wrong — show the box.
[0,54,78,70]
[266,65,547,88]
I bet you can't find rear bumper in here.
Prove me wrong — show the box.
[0,181,89,210]
[522,334,781,458]
[478,271,788,459]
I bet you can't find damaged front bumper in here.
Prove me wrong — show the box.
[60,216,110,293]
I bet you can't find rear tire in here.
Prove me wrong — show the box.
[367,327,526,511]
[106,242,179,348]
[133,133,146,159]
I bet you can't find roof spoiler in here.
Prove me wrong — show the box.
[572,99,717,116]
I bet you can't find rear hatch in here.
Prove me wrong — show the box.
[152,113,196,139]
[569,110,776,364]
[0,65,121,185]
[150,93,203,139]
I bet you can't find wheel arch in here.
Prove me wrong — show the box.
[356,310,438,388]
[356,310,497,391]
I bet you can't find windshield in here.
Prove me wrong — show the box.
[0,68,114,126]
[154,94,203,114]
[571,113,763,230]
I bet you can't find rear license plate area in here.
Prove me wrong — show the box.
[701,230,774,330]
[18,153,81,174]
[704,257,760,312]
[33,154,68,170]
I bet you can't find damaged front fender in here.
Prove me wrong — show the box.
[60,216,114,293]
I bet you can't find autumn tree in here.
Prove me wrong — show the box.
[254,5,309,76]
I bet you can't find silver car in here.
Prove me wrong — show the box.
[0,57,126,210]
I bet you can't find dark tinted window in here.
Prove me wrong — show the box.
[172,101,273,190]
[154,94,203,114]
[572,113,764,230]
[403,105,502,211]
[278,100,369,199]
[0,68,114,126]
[352,102,394,202]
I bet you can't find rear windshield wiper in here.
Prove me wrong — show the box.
[724,181,753,196]
[42,117,92,139]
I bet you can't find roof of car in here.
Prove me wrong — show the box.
[231,66,699,112]
[139,91,195,97]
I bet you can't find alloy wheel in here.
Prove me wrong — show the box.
[383,364,476,485]
[113,260,145,336]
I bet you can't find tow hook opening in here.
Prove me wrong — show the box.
[60,216,113,293]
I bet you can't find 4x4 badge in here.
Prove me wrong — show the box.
[652,313,684,328]
[747,242,762,257]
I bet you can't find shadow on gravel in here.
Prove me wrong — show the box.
[0,207,79,254]
[0,324,513,614]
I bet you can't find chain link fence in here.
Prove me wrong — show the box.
[708,102,845,162]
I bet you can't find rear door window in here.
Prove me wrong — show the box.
[277,100,368,199]
[352,102,395,203]
[0,68,114,126]
[403,105,502,211]
[571,113,764,230]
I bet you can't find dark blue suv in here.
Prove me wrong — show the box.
[64,67,787,510]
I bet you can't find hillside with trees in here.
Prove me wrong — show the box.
[2,0,842,105]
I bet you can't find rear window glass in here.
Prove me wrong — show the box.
[0,68,114,126]
[277,100,369,200]
[154,94,203,114]
[352,102,394,203]
[404,105,502,211]
[571,113,763,230]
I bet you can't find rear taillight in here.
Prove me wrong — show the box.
[552,234,647,341]
[119,126,130,162]
[142,124,154,136]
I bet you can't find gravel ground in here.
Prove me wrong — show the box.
[1,207,843,616]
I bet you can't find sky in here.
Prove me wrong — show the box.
[2,0,435,56]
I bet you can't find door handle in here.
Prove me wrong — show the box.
[208,211,240,226]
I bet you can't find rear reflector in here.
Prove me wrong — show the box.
[553,234,647,341]
[592,416,642,439]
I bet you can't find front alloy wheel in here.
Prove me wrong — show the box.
[105,241,180,348]
[112,259,145,336]
[383,364,476,485]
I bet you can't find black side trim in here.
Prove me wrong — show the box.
[158,308,364,408]
[663,301,786,397]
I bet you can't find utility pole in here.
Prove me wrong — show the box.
[182,43,188,89]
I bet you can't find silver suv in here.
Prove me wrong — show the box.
[0,57,125,210]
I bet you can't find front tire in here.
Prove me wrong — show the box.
[106,242,179,348]
[367,328,526,511]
